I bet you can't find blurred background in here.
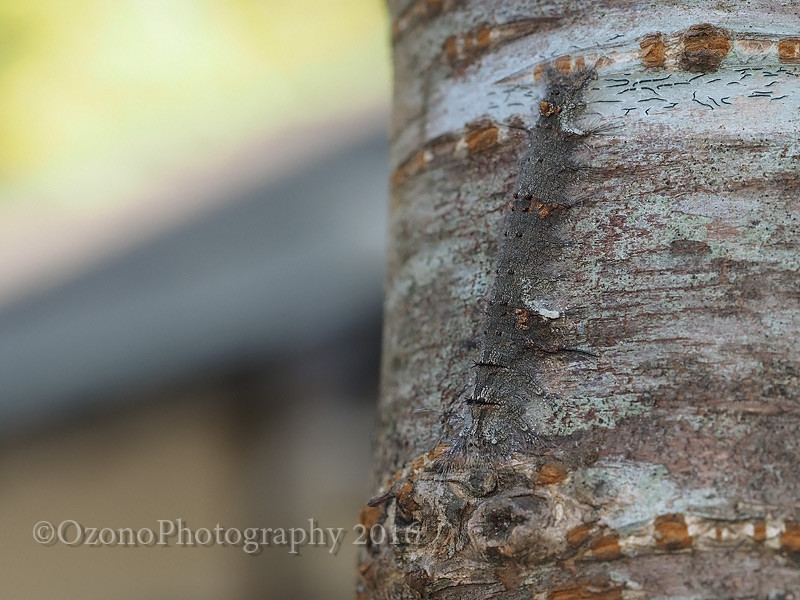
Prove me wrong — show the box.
[0,1,390,598]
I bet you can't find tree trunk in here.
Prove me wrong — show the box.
[358,2,800,598]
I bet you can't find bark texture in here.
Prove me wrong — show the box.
[359,2,800,598]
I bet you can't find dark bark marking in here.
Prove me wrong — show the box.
[669,239,711,255]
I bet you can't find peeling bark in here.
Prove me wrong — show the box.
[359,2,800,598]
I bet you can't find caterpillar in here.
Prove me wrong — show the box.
[368,68,602,506]
[438,67,601,470]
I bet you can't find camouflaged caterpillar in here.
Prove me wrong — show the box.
[438,67,600,470]
[368,68,600,507]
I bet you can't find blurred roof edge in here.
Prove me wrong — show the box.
[0,111,390,438]
[0,106,389,312]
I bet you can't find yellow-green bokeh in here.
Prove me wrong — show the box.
[0,0,389,207]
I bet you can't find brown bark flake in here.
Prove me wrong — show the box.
[640,33,666,68]
[536,462,568,484]
[391,147,430,187]
[780,521,800,553]
[465,123,499,154]
[587,532,622,561]
[554,55,573,73]
[753,521,767,543]
[443,19,560,69]
[679,24,732,72]
[567,524,594,548]
[396,480,421,521]
[654,513,693,551]
[778,38,800,63]
[359,504,385,530]
[548,578,624,600]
